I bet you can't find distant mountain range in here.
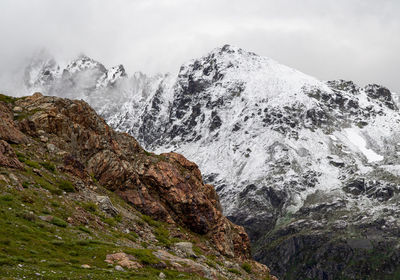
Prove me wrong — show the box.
[8,45,400,279]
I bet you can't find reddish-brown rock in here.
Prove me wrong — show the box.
[0,102,27,144]
[0,140,23,169]
[62,154,87,179]
[5,94,252,260]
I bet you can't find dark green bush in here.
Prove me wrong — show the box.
[40,161,56,172]
[142,214,161,227]
[82,202,97,213]
[25,160,40,169]
[57,180,75,193]
[50,217,67,228]
[15,152,26,162]
[228,268,241,275]
[78,226,91,234]
[241,262,252,273]
[155,226,171,247]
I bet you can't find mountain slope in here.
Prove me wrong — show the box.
[15,45,400,279]
[0,92,274,279]
[119,46,400,279]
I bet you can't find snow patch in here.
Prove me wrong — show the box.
[345,128,383,162]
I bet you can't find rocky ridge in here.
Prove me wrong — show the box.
[0,92,274,279]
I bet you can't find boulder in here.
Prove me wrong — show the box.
[13,106,23,113]
[174,242,197,258]
[96,195,119,216]
[105,252,142,270]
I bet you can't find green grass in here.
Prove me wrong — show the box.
[142,214,162,227]
[192,245,203,256]
[25,160,40,169]
[0,143,211,280]
[0,94,17,104]
[34,176,62,195]
[90,173,98,184]
[228,268,241,275]
[126,231,138,241]
[82,201,98,213]
[57,179,75,193]
[155,226,172,247]
[114,213,123,222]
[143,150,152,156]
[205,260,217,268]
[124,249,160,265]
[0,186,189,279]
[0,194,13,201]
[0,264,203,279]
[50,217,68,228]
[103,217,116,226]
[0,115,235,280]
[19,211,36,222]
[0,182,206,279]
[141,216,180,248]
[241,262,252,273]
[15,151,26,162]
[14,108,43,121]
[40,161,56,172]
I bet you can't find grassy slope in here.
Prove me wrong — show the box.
[0,146,206,279]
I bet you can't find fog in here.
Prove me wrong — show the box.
[0,0,399,92]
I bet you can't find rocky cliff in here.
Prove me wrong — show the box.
[0,92,274,279]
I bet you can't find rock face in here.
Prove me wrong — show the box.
[96,195,119,217]
[13,45,400,279]
[0,140,23,170]
[0,101,27,144]
[1,92,252,262]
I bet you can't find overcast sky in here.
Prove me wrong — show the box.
[0,0,399,92]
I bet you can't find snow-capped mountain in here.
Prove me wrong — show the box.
[17,45,400,279]
[23,49,61,90]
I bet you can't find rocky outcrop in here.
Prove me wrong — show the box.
[0,101,27,144]
[0,140,23,169]
[3,92,252,261]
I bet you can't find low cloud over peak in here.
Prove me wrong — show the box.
[0,0,399,92]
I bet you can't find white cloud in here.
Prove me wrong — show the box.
[0,0,399,91]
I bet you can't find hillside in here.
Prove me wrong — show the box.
[0,92,274,280]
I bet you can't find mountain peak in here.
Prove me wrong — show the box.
[65,55,106,74]
[217,44,244,54]
[177,44,325,105]
[210,44,258,57]
[23,49,60,89]
[96,64,127,89]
